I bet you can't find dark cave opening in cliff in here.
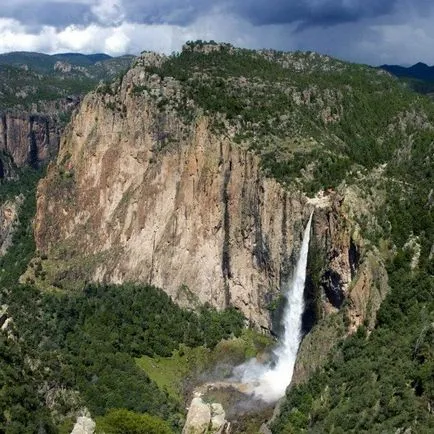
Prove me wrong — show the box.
[302,271,318,336]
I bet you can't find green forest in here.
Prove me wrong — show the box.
[271,262,434,433]
[0,53,133,110]
[144,44,433,196]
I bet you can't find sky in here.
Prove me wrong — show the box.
[1,0,434,65]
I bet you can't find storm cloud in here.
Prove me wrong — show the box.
[1,2,92,28]
[1,0,434,65]
[0,0,408,27]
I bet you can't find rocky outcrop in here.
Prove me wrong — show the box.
[183,397,211,434]
[346,251,388,331]
[0,195,24,255]
[183,395,229,434]
[183,41,235,55]
[32,52,381,333]
[0,304,11,332]
[70,415,95,434]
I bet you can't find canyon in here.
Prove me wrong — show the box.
[2,43,432,433]
[32,50,386,338]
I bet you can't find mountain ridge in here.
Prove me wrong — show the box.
[0,51,133,73]
[381,61,434,81]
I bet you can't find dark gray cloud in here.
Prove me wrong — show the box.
[112,0,433,28]
[1,2,93,27]
[1,0,434,65]
[0,0,407,28]
[115,0,409,28]
[231,0,397,28]
[119,0,210,26]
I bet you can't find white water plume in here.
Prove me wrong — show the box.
[234,211,314,402]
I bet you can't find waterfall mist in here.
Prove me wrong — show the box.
[234,212,314,402]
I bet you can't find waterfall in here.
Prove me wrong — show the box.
[235,211,314,402]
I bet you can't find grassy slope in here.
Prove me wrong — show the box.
[137,329,273,402]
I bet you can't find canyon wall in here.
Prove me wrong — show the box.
[0,98,80,176]
[0,112,60,170]
[32,54,386,332]
[0,195,24,256]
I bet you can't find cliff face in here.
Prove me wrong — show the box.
[32,55,384,332]
[0,96,83,175]
[0,195,24,256]
[0,112,62,171]
[0,51,134,176]
[34,93,307,328]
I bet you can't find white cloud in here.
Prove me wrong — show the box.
[91,0,125,25]
[0,12,288,56]
[1,8,434,66]
[56,25,101,52]
[0,18,178,55]
[105,28,130,54]
[0,18,47,52]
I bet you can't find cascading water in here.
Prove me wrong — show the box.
[234,211,314,402]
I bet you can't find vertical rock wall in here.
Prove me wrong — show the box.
[33,61,384,333]
[0,112,61,172]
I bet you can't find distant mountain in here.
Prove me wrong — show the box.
[0,51,135,110]
[55,52,112,65]
[381,62,434,82]
[0,51,131,74]
[380,62,434,96]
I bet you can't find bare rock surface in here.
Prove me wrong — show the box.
[70,416,95,434]
[183,396,212,434]
[0,109,72,172]
[183,394,230,434]
[0,195,24,256]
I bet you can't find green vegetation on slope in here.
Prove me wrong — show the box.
[2,281,244,432]
[0,52,110,72]
[271,264,434,433]
[0,53,133,110]
[270,89,433,432]
[0,169,41,287]
[144,43,432,194]
[0,167,245,433]
[0,333,57,433]
[0,169,58,433]
[0,64,91,108]
[137,329,273,402]
[95,408,172,434]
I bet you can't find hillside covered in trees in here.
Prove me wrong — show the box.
[0,42,433,433]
